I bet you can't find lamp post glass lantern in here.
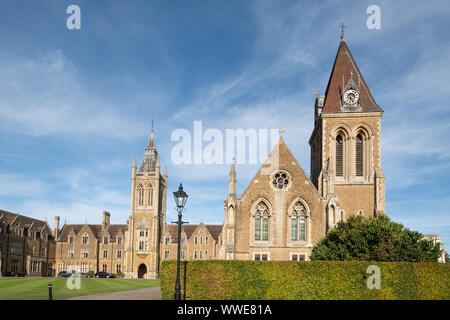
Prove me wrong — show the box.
[172,183,188,300]
[173,183,188,210]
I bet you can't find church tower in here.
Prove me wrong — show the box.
[125,126,167,279]
[309,30,386,231]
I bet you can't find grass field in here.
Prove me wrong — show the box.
[0,277,160,300]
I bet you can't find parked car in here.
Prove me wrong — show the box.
[57,271,72,278]
[94,271,116,278]
[81,272,92,278]
[4,271,27,277]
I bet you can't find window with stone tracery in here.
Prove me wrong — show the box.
[254,202,269,241]
[147,184,153,206]
[272,172,289,189]
[137,184,144,207]
[291,202,306,241]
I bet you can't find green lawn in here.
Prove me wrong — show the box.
[0,277,160,300]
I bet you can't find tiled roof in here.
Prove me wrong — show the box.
[58,223,128,242]
[0,209,48,231]
[166,224,223,242]
[321,40,383,113]
[205,225,223,242]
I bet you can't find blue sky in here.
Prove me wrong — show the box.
[0,0,449,250]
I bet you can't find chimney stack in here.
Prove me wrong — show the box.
[54,216,60,240]
[102,211,111,230]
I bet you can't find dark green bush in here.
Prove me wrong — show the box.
[160,260,449,300]
[310,215,442,262]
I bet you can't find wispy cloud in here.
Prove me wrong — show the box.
[0,50,154,140]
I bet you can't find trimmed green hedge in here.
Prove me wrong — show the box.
[160,260,450,300]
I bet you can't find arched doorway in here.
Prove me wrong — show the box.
[137,264,147,278]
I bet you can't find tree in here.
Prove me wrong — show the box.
[445,252,450,263]
[310,215,442,262]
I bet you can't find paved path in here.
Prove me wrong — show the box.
[66,286,162,300]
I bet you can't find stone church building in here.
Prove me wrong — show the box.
[220,34,386,261]
[0,36,445,278]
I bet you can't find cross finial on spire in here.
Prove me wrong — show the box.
[339,22,346,41]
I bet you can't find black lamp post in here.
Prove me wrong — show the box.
[172,183,188,300]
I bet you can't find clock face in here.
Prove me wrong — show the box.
[344,89,359,105]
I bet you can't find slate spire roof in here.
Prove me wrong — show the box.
[321,39,383,113]
[139,123,159,172]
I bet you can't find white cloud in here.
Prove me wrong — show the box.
[0,172,49,197]
[0,50,153,140]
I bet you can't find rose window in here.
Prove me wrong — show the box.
[272,172,289,189]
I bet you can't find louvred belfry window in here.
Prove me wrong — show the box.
[336,135,343,176]
[356,134,363,176]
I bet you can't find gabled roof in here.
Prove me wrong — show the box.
[205,225,223,242]
[0,209,49,232]
[322,40,383,113]
[58,223,128,242]
[166,224,223,242]
[240,136,322,200]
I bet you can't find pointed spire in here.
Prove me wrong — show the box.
[147,120,155,149]
[321,37,382,113]
[230,156,236,173]
[229,156,236,196]
[140,122,159,172]
[132,154,136,168]
[164,164,168,177]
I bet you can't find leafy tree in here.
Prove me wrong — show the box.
[445,252,449,263]
[310,215,442,262]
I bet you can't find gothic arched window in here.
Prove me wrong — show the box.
[254,202,269,241]
[137,185,144,207]
[147,184,153,206]
[291,202,306,241]
[336,134,343,177]
[356,134,363,176]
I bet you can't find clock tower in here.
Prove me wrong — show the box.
[125,126,167,279]
[309,31,386,232]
